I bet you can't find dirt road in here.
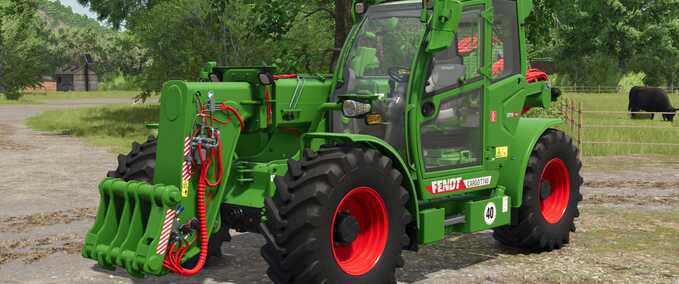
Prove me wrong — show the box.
[1,100,678,283]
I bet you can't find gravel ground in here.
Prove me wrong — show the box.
[1,101,678,283]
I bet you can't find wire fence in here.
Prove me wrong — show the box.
[555,85,679,95]
[560,98,679,156]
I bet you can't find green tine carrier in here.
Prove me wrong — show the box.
[82,0,583,283]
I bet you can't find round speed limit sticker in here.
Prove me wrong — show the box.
[484,202,497,225]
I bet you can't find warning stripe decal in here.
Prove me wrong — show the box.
[182,137,191,181]
[156,209,176,255]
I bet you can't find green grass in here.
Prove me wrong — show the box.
[563,93,679,156]
[1,91,139,105]
[26,104,160,153]
[0,95,39,105]
[24,91,679,156]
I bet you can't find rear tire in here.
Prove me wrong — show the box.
[107,136,229,262]
[261,145,411,283]
[493,130,583,251]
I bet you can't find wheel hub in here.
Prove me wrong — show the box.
[333,213,360,245]
[330,187,389,276]
[540,180,552,200]
[539,158,571,224]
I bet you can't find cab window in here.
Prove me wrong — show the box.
[491,0,520,80]
[426,8,484,94]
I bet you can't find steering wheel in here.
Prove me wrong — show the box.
[388,67,410,83]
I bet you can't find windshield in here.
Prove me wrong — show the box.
[333,7,424,150]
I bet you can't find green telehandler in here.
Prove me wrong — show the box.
[82,0,583,283]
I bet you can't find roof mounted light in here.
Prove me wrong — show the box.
[258,72,273,86]
[355,2,366,15]
[424,0,434,10]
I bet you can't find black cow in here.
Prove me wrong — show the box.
[629,86,677,122]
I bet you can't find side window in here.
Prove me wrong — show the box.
[421,89,483,171]
[426,8,484,94]
[492,0,520,80]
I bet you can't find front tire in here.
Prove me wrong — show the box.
[261,146,411,283]
[493,129,583,251]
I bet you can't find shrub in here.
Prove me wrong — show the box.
[99,73,140,91]
[4,92,24,100]
[617,72,646,96]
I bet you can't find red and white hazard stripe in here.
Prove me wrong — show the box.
[182,137,192,182]
[156,209,176,255]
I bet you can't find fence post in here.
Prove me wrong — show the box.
[578,102,583,158]
[571,98,576,135]
[561,98,567,134]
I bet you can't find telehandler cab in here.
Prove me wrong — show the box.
[82,0,583,283]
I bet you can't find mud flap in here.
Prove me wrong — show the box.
[82,178,180,277]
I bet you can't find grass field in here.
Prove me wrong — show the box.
[22,91,679,156]
[563,93,679,156]
[26,104,160,153]
[0,91,139,105]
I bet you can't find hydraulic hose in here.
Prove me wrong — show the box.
[162,101,243,276]
[163,155,209,276]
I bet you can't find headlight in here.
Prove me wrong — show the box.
[342,100,372,118]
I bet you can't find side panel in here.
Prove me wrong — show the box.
[498,118,561,207]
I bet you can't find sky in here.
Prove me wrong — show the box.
[56,0,99,20]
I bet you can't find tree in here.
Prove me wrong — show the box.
[628,0,679,87]
[0,0,54,99]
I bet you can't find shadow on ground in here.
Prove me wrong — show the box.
[91,231,522,284]
[397,231,524,283]
[91,233,271,284]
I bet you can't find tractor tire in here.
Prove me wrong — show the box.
[107,136,228,261]
[261,145,411,284]
[107,136,157,182]
[493,129,583,251]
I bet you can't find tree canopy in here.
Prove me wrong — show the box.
[529,0,679,87]
[2,0,678,99]
[0,0,53,97]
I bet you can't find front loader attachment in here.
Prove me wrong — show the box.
[82,178,181,277]
[82,80,252,277]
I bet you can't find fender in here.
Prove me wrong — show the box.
[498,118,562,208]
[301,132,420,228]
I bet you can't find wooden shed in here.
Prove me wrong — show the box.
[56,64,98,92]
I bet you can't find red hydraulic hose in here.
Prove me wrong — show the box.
[163,147,209,276]
[162,106,244,276]
[273,74,297,80]
[264,86,272,127]
[219,103,245,131]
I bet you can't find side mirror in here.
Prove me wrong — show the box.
[426,0,463,53]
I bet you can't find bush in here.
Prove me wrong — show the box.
[524,96,568,119]
[4,92,24,100]
[617,72,646,96]
[98,73,140,91]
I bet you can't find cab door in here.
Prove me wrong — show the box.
[415,5,494,198]
[487,0,526,153]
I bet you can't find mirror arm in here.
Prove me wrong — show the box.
[425,0,463,53]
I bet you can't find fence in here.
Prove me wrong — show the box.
[560,98,679,156]
[555,85,679,94]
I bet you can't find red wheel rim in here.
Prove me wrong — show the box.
[539,158,571,224]
[330,187,389,276]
